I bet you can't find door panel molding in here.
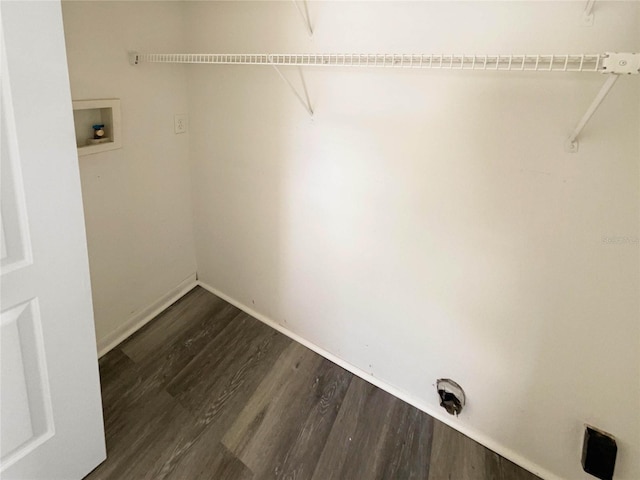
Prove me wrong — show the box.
[0,299,55,471]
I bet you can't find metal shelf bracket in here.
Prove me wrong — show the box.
[271,63,314,116]
[565,52,639,152]
[583,0,596,26]
[129,51,140,65]
[292,0,313,37]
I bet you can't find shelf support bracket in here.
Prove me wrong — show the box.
[129,51,140,65]
[565,53,639,152]
[271,65,314,117]
[292,0,313,37]
[583,0,596,26]
[565,74,618,152]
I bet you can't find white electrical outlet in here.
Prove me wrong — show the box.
[174,114,187,134]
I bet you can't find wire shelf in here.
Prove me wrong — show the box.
[128,50,638,149]
[130,52,605,72]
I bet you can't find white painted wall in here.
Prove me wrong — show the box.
[185,2,639,479]
[62,1,197,350]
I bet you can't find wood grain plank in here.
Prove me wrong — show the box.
[124,301,242,395]
[311,376,403,480]
[377,399,434,480]
[121,287,234,363]
[150,314,291,478]
[272,358,352,480]
[166,313,291,416]
[137,411,254,480]
[164,430,253,480]
[429,421,512,480]
[222,342,320,456]
[223,342,352,480]
[97,348,155,436]
[85,384,192,480]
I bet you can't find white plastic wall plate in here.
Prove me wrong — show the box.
[602,53,640,74]
[174,114,187,134]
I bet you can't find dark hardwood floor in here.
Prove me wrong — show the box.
[85,286,540,480]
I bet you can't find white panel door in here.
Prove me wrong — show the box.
[0,1,106,478]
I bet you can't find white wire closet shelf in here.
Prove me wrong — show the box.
[131,52,608,71]
[129,51,640,152]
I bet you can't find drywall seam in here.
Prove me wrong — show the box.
[196,280,560,480]
[97,273,197,357]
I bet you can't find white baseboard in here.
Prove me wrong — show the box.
[196,280,558,480]
[96,273,198,357]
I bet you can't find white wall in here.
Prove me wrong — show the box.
[62,1,197,350]
[185,2,639,479]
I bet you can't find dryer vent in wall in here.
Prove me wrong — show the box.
[436,379,465,416]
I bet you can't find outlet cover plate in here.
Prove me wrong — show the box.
[174,114,187,134]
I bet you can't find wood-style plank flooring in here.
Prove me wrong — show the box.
[85,287,540,480]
